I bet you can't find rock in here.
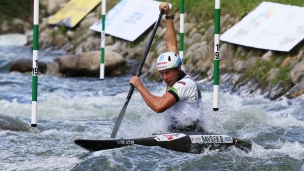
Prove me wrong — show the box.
[189,27,198,37]
[219,43,233,66]
[0,117,20,131]
[12,18,30,33]
[82,37,99,52]
[289,61,304,84]
[221,14,231,27]
[65,30,75,40]
[145,52,155,69]
[189,43,211,66]
[230,73,243,86]
[261,51,273,61]
[281,56,298,68]
[45,61,63,77]
[244,57,260,69]
[184,23,196,35]
[235,46,249,58]
[234,60,246,72]
[47,0,68,14]
[157,27,166,37]
[221,57,237,73]
[246,49,266,59]
[10,58,47,74]
[204,26,214,42]
[267,68,279,82]
[55,50,125,77]
[285,80,304,98]
[39,18,49,32]
[0,114,33,132]
[54,34,68,47]
[185,42,205,58]
[80,13,98,29]
[236,81,251,97]
[156,41,166,55]
[106,41,122,53]
[106,36,115,46]
[199,60,211,74]
[186,33,202,46]
[207,65,214,81]
[220,73,232,84]
[1,20,10,33]
[268,81,285,100]
[248,79,260,94]
[235,79,260,97]
[298,50,304,61]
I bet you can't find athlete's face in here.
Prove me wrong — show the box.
[159,66,181,87]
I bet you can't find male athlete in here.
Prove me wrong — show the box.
[129,2,204,132]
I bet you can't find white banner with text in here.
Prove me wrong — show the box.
[220,2,304,52]
[90,0,171,42]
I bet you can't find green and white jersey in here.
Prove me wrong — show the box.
[164,71,203,128]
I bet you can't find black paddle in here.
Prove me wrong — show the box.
[111,10,164,138]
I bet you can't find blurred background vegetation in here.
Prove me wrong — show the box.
[1,0,303,24]
[163,0,304,19]
[0,0,31,21]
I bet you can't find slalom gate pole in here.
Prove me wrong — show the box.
[213,0,220,111]
[31,0,39,127]
[179,0,184,70]
[100,0,106,79]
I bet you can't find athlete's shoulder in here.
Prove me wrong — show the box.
[179,75,196,86]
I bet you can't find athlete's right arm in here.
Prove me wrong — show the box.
[130,76,177,113]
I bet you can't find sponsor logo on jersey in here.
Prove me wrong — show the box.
[177,81,186,85]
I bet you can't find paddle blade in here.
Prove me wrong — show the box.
[110,100,130,138]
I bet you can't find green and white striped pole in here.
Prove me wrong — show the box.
[179,0,185,71]
[213,0,220,111]
[32,0,39,127]
[100,0,106,79]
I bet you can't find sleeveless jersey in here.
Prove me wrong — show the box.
[164,71,203,128]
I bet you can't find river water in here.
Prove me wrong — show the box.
[0,45,304,171]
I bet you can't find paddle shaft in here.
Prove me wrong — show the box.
[111,10,164,138]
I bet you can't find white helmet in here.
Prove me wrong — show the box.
[156,52,181,71]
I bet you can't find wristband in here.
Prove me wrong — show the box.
[165,13,174,20]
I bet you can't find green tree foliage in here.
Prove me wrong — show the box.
[0,0,31,21]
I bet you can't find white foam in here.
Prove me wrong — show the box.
[0,34,27,46]
[2,155,80,170]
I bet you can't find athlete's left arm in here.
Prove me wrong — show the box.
[159,2,178,54]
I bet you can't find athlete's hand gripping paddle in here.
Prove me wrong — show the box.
[111,10,164,138]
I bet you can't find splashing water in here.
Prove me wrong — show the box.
[0,46,304,170]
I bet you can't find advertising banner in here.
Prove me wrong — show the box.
[220,2,304,52]
[90,0,168,42]
[48,0,101,28]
